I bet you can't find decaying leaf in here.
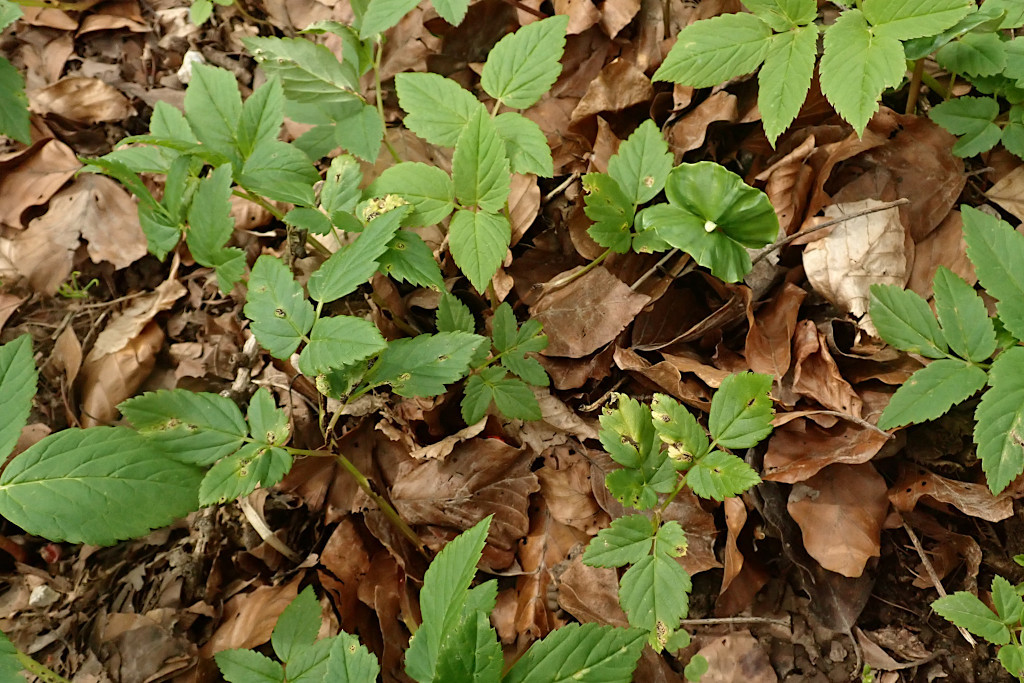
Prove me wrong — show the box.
[889,465,1014,523]
[30,76,132,123]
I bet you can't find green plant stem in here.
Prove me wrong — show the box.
[905,59,924,115]
[235,188,284,221]
[374,41,402,165]
[544,247,612,291]
[918,70,950,99]
[16,651,70,683]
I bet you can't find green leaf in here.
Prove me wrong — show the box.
[453,108,510,212]
[307,205,408,303]
[248,387,289,447]
[936,31,1007,77]
[583,173,636,253]
[868,284,948,358]
[758,25,818,146]
[285,207,333,236]
[961,206,1024,341]
[684,655,709,681]
[494,112,553,177]
[0,58,30,145]
[709,372,773,448]
[503,623,646,683]
[237,77,284,160]
[0,630,24,681]
[0,427,202,545]
[434,610,503,683]
[360,0,419,38]
[651,393,710,466]
[395,72,484,147]
[462,370,498,424]
[367,162,454,226]
[654,12,772,87]
[378,230,445,290]
[502,352,548,387]
[437,292,475,333]
[0,1,23,31]
[186,165,245,293]
[686,450,761,501]
[320,154,363,221]
[243,36,360,105]
[742,0,816,31]
[608,119,672,206]
[975,346,1024,494]
[215,649,286,683]
[864,0,973,41]
[933,266,997,363]
[582,514,656,568]
[363,331,485,397]
[333,102,382,162]
[324,632,380,683]
[120,389,248,466]
[618,524,692,650]
[929,96,1001,158]
[244,255,315,359]
[0,336,36,461]
[140,205,182,260]
[272,587,321,662]
[637,162,778,283]
[481,15,568,109]
[298,316,387,376]
[286,638,333,683]
[463,369,541,423]
[491,302,517,352]
[877,359,987,430]
[449,209,511,293]
[992,575,1024,625]
[239,140,319,206]
[985,0,1024,29]
[405,516,492,683]
[1002,105,1024,158]
[432,0,469,25]
[199,442,292,505]
[820,10,905,136]
[600,395,676,509]
[184,64,242,165]
[999,644,1024,680]
[933,591,1011,644]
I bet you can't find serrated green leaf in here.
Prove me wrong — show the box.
[462,370,499,424]
[0,1,23,31]
[140,205,182,260]
[285,207,333,236]
[237,77,284,160]
[120,389,248,466]
[0,629,23,681]
[975,346,1024,494]
[583,173,636,253]
[434,610,503,683]
[758,25,818,146]
[320,154,362,220]
[324,632,380,683]
[243,36,360,105]
[864,0,973,41]
[933,266,996,363]
[308,205,408,303]
[503,623,645,683]
[448,209,510,293]
[184,64,242,165]
[742,0,816,31]
[0,57,30,144]
[930,97,1002,157]
[654,12,772,87]
[600,395,676,509]
[961,206,1024,341]
[490,376,541,420]
[405,516,492,683]
[239,140,319,206]
[432,0,469,26]
[298,315,386,376]
[481,15,568,109]
[936,31,1007,77]
[608,119,672,206]
[186,165,245,293]
[333,102,382,162]
[502,353,548,387]
[819,10,905,136]
[651,393,710,466]
[272,586,321,663]
[992,575,1024,625]
[0,427,202,545]
[244,255,315,358]
[985,0,1024,29]
[999,644,1024,679]
[366,162,454,226]
[453,108,510,212]
[284,637,333,683]
[1002,106,1024,158]
[494,112,553,177]
[582,514,656,568]
[199,442,292,505]
[877,359,987,430]
[868,284,948,358]
[215,649,285,683]
[378,230,445,290]
[190,0,213,25]
[437,292,475,333]
[933,591,1011,644]
[618,527,692,650]
[359,0,419,38]
[491,302,517,352]
[395,72,484,147]
[363,331,484,397]
[248,387,289,447]
[709,372,773,448]
[0,336,36,461]
[686,450,762,501]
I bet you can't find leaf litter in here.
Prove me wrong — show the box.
[0,0,1022,680]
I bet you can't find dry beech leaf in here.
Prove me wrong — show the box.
[791,320,863,417]
[199,576,302,657]
[0,294,24,333]
[986,165,1024,222]
[408,420,487,460]
[763,419,889,484]
[18,6,80,29]
[668,91,738,157]
[556,555,629,627]
[31,76,132,123]
[531,266,649,358]
[0,138,81,228]
[516,388,600,456]
[744,282,806,379]
[788,463,888,578]
[693,631,777,683]
[52,325,83,385]
[803,199,908,337]
[89,275,186,357]
[554,0,600,34]
[716,497,768,617]
[79,320,164,427]
[755,134,818,234]
[536,450,606,533]
[907,210,974,299]
[599,0,641,38]
[77,174,148,268]
[509,174,540,247]
[10,194,80,294]
[571,58,653,122]
[888,465,1013,523]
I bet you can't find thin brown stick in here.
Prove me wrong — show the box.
[906,59,925,115]
[502,0,547,19]
[678,616,791,627]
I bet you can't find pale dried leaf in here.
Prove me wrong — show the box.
[79,321,164,427]
[199,577,302,656]
[0,139,81,228]
[571,59,653,122]
[30,77,132,123]
[89,275,186,358]
[889,465,1013,522]
[763,419,889,484]
[693,631,777,683]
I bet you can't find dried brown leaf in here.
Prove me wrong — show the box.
[744,282,806,379]
[791,320,863,417]
[199,576,302,656]
[79,320,163,427]
[667,91,738,157]
[888,465,1013,522]
[692,631,777,683]
[31,77,132,124]
[570,58,652,122]
[763,419,889,484]
[0,138,81,229]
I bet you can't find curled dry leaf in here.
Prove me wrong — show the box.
[763,419,890,484]
[888,465,1013,523]
[536,449,607,534]
[570,58,653,122]
[599,0,640,38]
[692,631,778,683]
[788,463,889,578]
[509,173,540,247]
[791,320,863,418]
[986,165,1024,223]
[716,496,769,617]
[79,320,164,427]
[0,138,81,229]
[30,76,132,123]
[744,282,806,380]
[198,576,303,657]
[89,275,186,357]
[906,210,975,299]
[556,554,630,627]
[755,134,818,235]
[77,174,148,268]
[667,91,739,157]
[554,0,600,35]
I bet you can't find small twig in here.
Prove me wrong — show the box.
[542,172,580,203]
[785,409,893,439]
[542,248,611,292]
[751,198,911,268]
[905,59,925,115]
[501,0,547,19]
[899,513,977,647]
[678,616,791,627]
[238,495,303,563]
[579,377,626,412]
[631,248,679,291]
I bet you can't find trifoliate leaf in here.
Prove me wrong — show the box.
[742,0,816,31]
[0,57,30,145]
[362,331,485,397]
[378,230,445,290]
[184,64,242,165]
[215,649,285,683]
[582,514,656,568]
[366,162,454,226]
[452,108,510,213]
[433,610,502,683]
[929,97,1002,157]
[0,427,203,545]
[933,591,1011,644]
[654,12,772,87]
[480,15,569,109]
[437,292,475,334]
[933,266,996,363]
[992,575,1024,625]
[686,450,761,501]
[868,284,948,358]
[186,164,245,293]
[272,587,321,663]
[297,315,386,376]
[494,112,553,177]
[324,632,381,683]
[503,623,645,683]
[237,77,284,161]
[758,24,818,146]
[0,335,36,462]
[242,36,360,105]
[877,359,987,430]
[709,372,773,449]
[395,72,485,147]
[651,393,710,467]
[608,119,673,206]
[975,346,1024,494]
[199,442,292,505]
[618,524,692,650]
[583,173,636,253]
[239,140,319,206]
[247,388,290,447]
[961,206,1024,341]
[245,255,315,359]
[448,209,511,293]
[600,395,676,509]
[864,0,973,41]
[120,389,248,466]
